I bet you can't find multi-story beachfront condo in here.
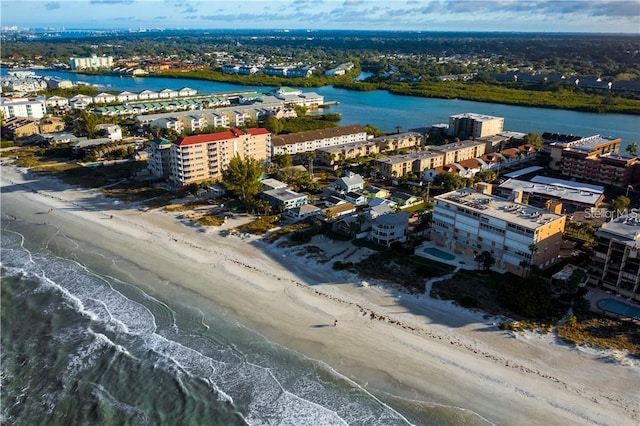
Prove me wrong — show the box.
[167,128,271,186]
[589,214,640,302]
[147,137,173,179]
[430,139,487,165]
[431,186,566,276]
[271,125,368,156]
[448,113,504,139]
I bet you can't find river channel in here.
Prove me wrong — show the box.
[12,69,640,149]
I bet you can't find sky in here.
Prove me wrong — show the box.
[2,0,640,33]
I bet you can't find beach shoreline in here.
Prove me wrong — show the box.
[2,165,639,425]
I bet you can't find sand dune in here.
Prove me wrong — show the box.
[2,165,638,425]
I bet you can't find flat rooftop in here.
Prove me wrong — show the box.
[449,112,503,121]
[499,177,604,206]
[436,188,564,230]
[552,134,621,152]
[597,214,640,247]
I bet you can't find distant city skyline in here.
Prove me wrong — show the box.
[2,0,639,34]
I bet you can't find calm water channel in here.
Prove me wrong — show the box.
[14,69,640,148]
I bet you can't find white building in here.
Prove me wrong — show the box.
[45,96,70,108]
[271,125,368,156]
[93,92,117,104]
[0,96,47,119]
[95,124,123,141]
[430,187,566,276]
[147,137,173,178]
[69,55,114,70]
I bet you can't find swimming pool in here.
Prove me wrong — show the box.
[597,299,640,320]
[422,247,455,261]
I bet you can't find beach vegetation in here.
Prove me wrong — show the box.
[221,155,265,205]
[236,215,280,235]
[557,316,640,356]
[194,214,225,227]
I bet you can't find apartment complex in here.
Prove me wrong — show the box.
[316,132,424,167]
[549,134,622,170]
[589,214,640,302]
[373,140,485,179]
[271,125,368,156]
[0,96,47,119]
[150,128,271,186]
[448,113,504,139]
[431,187,566,276]
[69,55,114,70]
[559,151,638,188]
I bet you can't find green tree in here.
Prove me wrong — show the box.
[522,132,544,151]
[434,172,466,191]
[271,153,293,168]
[222,155,265,203]
[625,141,638,157]
[264,116,284,135]
[611,195,631,216]
[363,124,384,137]
[475,250,496,272]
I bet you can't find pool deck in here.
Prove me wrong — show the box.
[586,287,640,322]
[414,242,480,271]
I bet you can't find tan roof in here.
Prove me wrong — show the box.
[272,125,365,147]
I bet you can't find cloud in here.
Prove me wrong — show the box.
[45,2,60,10]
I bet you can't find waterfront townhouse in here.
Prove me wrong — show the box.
[431,187,566,276]
[69,94,93,110]
[0,96,47,119]
[150,117,183,134]
[178,88,198,97]
[448,113,504,139]
[168,128,271,186]
[159,89,179,99]
[138,90,159,100]
[271,125,368,156]
[117,91,139,103]
[316,140,380,167]
[589,214,640,302]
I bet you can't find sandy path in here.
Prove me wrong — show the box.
[1,165,638,426]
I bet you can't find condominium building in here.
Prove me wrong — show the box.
[316,132,423,167]
[0,96,47,119]
[271,125,368,156]
[168,128,271,186]
[69,55,114,70]
[589,214,640,302]
[430,140,487,165]
[448,113,504,139]
[431,188,566,275]
[375,151,444,179]
[147,137,173,178]
[559,150,637,188]
[549,134,622,171]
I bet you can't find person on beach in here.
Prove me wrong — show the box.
[334,319,338,327]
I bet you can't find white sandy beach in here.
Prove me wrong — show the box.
[2,164,639,426]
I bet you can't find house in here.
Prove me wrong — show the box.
[331,172,365,194]
[344,191,368,206]
[69,94,94,110]
[93,92,117,104]
[323,201,356,220]
[117,91,139,103]
[261,178,288,191]
[159,88,179,99]
[363,186,390,199]
[369,212,411,247]
[367,201,394,220]
[282,204,323,222]
[95,124,123,141]
[262,188,309,211]
[391,192,421,208]
[178,87,197,97]
[150,117,184,134]
[45,96,69,108]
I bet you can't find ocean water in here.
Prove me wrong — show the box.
[0,216,491,425]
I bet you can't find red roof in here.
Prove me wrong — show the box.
[173,128,270,146]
